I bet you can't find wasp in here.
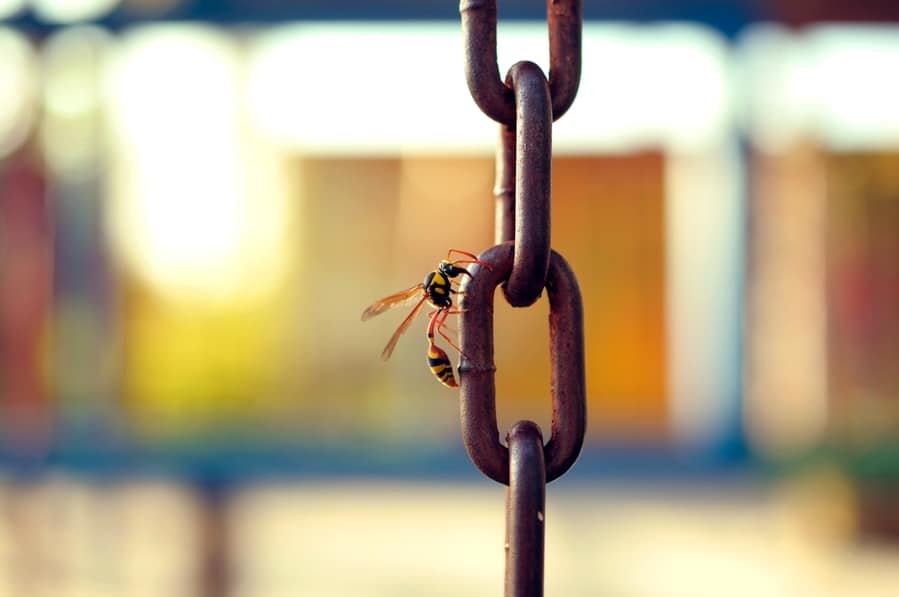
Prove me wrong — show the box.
[361,249,492,388]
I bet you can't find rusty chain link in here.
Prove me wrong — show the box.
[457,2,586,595]
[460,242,586,483]
[504,62,551,307]
[493,124,516,243]
[460,0,582,124]
[506,421,546,594]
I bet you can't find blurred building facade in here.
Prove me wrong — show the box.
[2,1,899,595]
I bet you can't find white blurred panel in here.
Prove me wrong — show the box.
[0,0,25,19]
[247,23,732,154]
[0,476,200,597]
[41,26,112,177]
[229,482,504,597]
[227,481,893,597]
[105,25,290,302]
[666,143,744,450]
[807,27,899,149]
[740,25,899,150]
[0,27,35,159]
[32,0,120,23]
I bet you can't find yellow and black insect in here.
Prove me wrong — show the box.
[361,249,491,388]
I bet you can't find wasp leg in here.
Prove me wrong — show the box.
[435,308,467,358]
[425,309,442,345]
[447,248,494,272]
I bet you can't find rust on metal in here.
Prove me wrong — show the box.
[494,124,516,243]
[460,0,582,125]
[546,0,583,120]
[459,242,586,485]
[505,61,552,308]
[458,2,585,594]
[505,420,546,597]
[460,0,512,125]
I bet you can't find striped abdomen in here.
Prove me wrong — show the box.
[427,343,458,388]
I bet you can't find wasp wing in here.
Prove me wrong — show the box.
[361,283,424,321]
[380,295,428,361]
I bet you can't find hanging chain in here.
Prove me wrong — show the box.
[458,1,586,596]
[460,0,582,123]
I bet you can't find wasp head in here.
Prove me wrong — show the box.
[438,260,471,280]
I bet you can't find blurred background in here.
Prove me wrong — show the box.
[2,1,899,595]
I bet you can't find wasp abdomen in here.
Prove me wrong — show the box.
[427,343,458,388]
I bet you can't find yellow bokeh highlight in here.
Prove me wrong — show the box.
[123,281,295,437]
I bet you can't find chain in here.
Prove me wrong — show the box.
[457,2,586,596]
[460,0,582,124]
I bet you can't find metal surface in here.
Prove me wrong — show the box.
[460,0,582,124]
[505,61,552,307]
[458,3,584,594]
[494,124,516,243]
[505,421,546,597]
[545,0,583,120]
[459,242,586,485]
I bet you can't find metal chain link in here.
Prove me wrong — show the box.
[504,61,551,307]
[460,0,582,124]
[460,243,586,483]
[457,2,586,595]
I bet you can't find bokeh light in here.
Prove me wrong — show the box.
[2,7,899,596]
[106,26,290,303]
[0,28,34,159]
[31,0,121,23]
[0,0,25,19]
